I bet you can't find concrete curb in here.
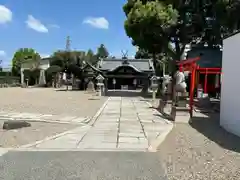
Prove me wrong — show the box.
[148,125,173,152]
[141,98,174,152]
[144,100,172,125]
[88,97,110,126]
[13,148,148,152]
[0,148,11,156]
[18,125,90,148]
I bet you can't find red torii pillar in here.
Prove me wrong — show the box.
[176,57,201,118]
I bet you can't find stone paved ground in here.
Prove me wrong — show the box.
[16,96,173,151]
[0,120,78,148]
[0,88,106,117]
[157,113,240,180]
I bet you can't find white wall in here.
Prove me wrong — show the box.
[39,60,50,70]
[220,33,240,137]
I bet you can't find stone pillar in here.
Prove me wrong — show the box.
[141,79,148,93]
[21,68,24,85]
[38,69,46,85]
[104,78,108,94]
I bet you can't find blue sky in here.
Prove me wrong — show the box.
[0,0,136,67]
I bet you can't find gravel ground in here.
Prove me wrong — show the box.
[157,114,240,180]
[0,88,107,116]
[0,120,78,148]
[0,152,167,180]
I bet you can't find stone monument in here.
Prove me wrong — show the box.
[158,75,172,113]
[170,68,190,123]
[86,80,95,92]
[38,69,46,86]
[173,69,188,107]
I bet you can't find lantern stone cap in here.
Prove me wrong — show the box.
[96,74,104,80]
[150,75,160,80]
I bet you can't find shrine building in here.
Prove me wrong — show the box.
[97,59,155,90]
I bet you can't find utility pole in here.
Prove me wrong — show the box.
[65,36,71,91]
[66,35,71,52]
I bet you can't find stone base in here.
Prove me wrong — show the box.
[170,106,191,123]
[175,92,189,107]
[158,99,172,114]
[3,120,31,130]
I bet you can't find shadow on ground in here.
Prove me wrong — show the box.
[55,89,84,92]
[190,113,240,153]
[104,90,153,98]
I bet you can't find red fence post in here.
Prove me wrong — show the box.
[204,68,208,93]
[189,63,196,118]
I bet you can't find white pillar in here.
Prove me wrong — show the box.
[39,69,46,85]
[152,90,156,101]
[21,68,24,85]
[98,86,102,96]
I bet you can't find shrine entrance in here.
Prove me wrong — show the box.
[107,77,136,90]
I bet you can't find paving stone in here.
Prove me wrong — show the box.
[118,137,148,144]
[120,130,144,134]
[24,96,173,151]
[119,132,145,138]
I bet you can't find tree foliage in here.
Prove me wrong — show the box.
[50,50,85,70]
[96,44,109,59]
[11,48,41,76]
[135,48,151,59]
[124,0,240,62]
[124,0,178,57]
[85,49,98,65]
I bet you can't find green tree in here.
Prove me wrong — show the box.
[124,0,240,69]
[11,48,41,76]
[96,44,109,59]
[50,50,85,70]
[123,0,178,71]
[85,49,98,65]
[135,48,151,59]
[0,60,2,72]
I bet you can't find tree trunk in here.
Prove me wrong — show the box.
[171,39,183,104]
[152,53,162,97]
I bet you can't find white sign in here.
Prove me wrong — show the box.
[113,78,116,85]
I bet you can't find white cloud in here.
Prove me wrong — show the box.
[25,15,48,33]
[0,5,12,24]
[83,17,109,29]
[0,50,6,57]
[48,24,60,29]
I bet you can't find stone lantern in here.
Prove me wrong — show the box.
[150,75,159,100]
[96,74,105,96]
[26,78,29,88]
[113,78,116,90]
